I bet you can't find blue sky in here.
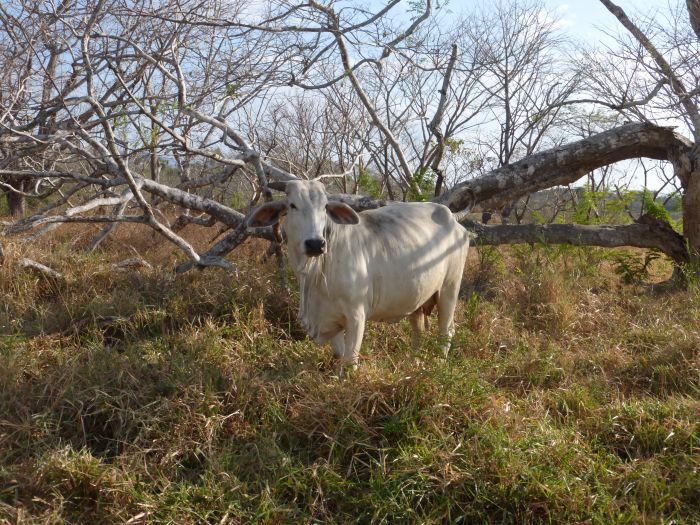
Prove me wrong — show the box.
[539,0,669,41]
[416,0,671,43]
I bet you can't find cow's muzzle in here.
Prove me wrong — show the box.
[304,238,326,256]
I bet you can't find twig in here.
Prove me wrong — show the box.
[19,258,64,280]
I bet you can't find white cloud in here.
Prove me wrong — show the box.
[537,3,574,31]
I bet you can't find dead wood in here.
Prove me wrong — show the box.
[462,214,689,264]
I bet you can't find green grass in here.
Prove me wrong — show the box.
[1,236,699,524]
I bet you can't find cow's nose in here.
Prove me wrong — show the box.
[304,238,326,256]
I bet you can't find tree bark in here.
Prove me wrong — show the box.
[688,0,700,40]
[6,177,28,217]
[437,122,692,212]
[683,171,700,260]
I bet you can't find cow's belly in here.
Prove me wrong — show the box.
[368,313,410,323]
[366,265,446,322]
[368,298,429,323]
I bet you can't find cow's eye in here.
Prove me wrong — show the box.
[289,203,297,210]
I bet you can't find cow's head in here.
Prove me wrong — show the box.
[247,180,359,257]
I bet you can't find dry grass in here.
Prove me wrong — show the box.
[1,223,699,524]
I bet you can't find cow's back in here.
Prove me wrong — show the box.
[355,202,469,322]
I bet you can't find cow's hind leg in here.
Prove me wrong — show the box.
[409,310,425,350]
[437,282,460,357]
[409,293,436,349]
[422,293,437,332]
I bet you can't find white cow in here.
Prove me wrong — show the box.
[248,180,471,366]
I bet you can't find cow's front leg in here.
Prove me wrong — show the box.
[330,332,345,360]
[342,311,366,368]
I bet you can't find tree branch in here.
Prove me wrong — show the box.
[600,0,700,138]
[429,43,458,196]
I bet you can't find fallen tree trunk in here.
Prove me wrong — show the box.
[464,214,689,264]
[437,122,693,212]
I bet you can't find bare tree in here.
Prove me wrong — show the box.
[0,0,699,282]
[466,0,580,223]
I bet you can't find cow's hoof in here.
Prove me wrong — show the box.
[334,359,358,379]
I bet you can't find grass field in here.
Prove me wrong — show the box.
[1,225,699,524]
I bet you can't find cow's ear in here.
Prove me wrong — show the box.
[326,202,360,225]
[247,200,288,227]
